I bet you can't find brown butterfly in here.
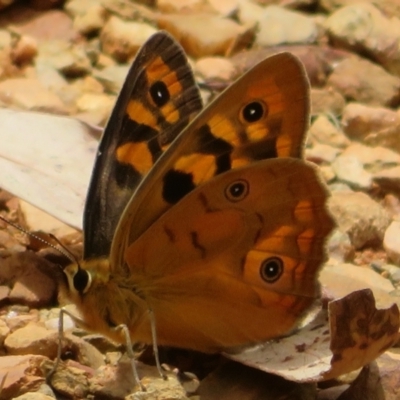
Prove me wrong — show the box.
[57,31,333,375]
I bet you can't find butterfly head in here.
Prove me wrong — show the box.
[59,259,125,340]
[59,258,150,344]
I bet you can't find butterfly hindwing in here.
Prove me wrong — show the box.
[84,31,202,259]
[122,158,334,351]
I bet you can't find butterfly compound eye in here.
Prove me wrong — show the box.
[225,179,249,202]
[73,268,91,293]
[150,81,170,107]
[260,257,284,283]
[241,101,267,123]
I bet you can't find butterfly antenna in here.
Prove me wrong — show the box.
[0,215,78,265]
[47,232,81,266]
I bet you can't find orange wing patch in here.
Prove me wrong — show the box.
[126,100,159,129]
[161,102,180,124]
[174,153,217,186]
[116,142,153,175]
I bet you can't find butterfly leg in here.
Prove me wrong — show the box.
[114,323,145,391]
[148,308,167,380]
[47,307,82,381]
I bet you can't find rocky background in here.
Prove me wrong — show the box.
[0,0,399,399]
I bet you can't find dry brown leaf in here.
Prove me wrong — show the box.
[326,289,399,380]
[227,289,399,382]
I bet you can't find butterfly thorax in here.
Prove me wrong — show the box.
[60,259,152,345]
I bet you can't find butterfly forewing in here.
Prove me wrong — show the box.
[83,31,202,259]
[111,52,310,268]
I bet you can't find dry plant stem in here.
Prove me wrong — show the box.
[0,372,8,396]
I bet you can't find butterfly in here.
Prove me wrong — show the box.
[58,31,334,369]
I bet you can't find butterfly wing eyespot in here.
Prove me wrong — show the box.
[260,257,284,284]
[224,179,249,202]
[240,100,267,123]
[149,81,170,107]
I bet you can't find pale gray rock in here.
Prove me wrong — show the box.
[325,3,400,76]
[329,191,391,249]
[384,220,400,265]
[327,56,400,107]
[255,6,319,47]
[332,154,373,190]
[308,114,351,148]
